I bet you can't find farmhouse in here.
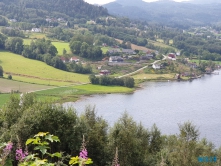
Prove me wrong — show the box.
[60,57,69,63]
[152,63,161,69]
[69,57,79,62]
[122,49,136,55]
[140,54,153,60]
[168,53,176,60]
[108,49,121,54]
[100,70,110,75]
[109,56,123,62]
[31,28,42,33]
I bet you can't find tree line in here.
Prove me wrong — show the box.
[1,27,25,38]
[0,93,220,166]
[89,75,135,88]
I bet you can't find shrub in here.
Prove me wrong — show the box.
[8,74,12,80]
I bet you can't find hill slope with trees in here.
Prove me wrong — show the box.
[0,0,108,24]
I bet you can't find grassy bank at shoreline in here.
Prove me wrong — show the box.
[34,84,134,103]
[0,84,134,108]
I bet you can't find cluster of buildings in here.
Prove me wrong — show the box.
[60,56,79,63]
[46,17,66,23]
[107,48,155,63]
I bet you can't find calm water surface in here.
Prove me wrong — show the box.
[64,73,221,147]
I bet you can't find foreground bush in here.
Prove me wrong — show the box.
[0,132,93,166]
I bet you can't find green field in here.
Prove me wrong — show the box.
[133,73,175,80]
[148,39,177,50]
[0,94,12,108]
[35,84,134,103]
[23,39,71,56]
[0,50,89,86]
[23,38,32,45]
[52,41,71,55]
[101,47,109,54]
[27,32,47,39]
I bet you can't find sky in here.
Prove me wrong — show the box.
[84,0,190,5]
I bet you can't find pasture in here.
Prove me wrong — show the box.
[52,42,71,55]
[148,39,177,50]
[0,50,89,86]
[133,73,175,80]
[35,84,134,103]
[27,32,47,39]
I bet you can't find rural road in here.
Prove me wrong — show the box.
[117,55,167,78]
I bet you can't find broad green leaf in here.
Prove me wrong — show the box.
[34,132,49,137]
[69,156,79,165]
[85,158,93,164]
[45,134,60,142]
[26,138,36,145]
[34,145,48,155]
[52,136,60,142]
[51,152,62,158]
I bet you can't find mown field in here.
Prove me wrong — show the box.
[35,84,134,103]
[52,42,71,55]
[0,78,54,93]
[0,50,89,86]
[133,73,175,80]
[148,39,177,51]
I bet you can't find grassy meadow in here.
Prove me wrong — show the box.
[133,73,175,80]
[52,42,71,55]
[27,32,47,39]
[148,39,177,50]
[0,94,13,108]
[0,50,89,86]
[35,84,134,103]
[101,47,109,54]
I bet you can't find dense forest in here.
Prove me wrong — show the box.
[0,94,220,166]
[0,0,108,25]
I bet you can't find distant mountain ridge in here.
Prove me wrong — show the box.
[104,0,221,27]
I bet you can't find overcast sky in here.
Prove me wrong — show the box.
[84,0,190,5]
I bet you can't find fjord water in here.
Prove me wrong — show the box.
[64,73,221,147]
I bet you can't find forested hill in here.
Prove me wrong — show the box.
[104,0,221,28]
[0,0,108,23]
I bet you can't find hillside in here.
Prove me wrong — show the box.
[104,0,221,27]
[0,51,89,86]
[0,0,108,24]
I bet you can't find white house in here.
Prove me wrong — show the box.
[69,57,79,62]
[31,28,42,33]
[152,63,161,69]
